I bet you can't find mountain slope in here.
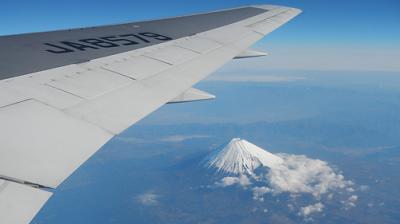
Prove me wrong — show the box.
[206,138,283,175]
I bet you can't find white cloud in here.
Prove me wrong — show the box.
[215,177,238,187]
[206,74,305,83]
[342,195,358,210]
[213,152,355,211]
[207,144,358,218]
[265,154,353,198]
[347,187,355,193]
[215,175,251,188]
[299,203,324,217]
[220,46,400,72]
[243,152,356,216]
[160,135,210,142]
[116,135,210,144]
[136,192,159,206]
[115,136,146,144]
[252,186,271,201]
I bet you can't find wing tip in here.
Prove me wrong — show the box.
[252,4,302,15]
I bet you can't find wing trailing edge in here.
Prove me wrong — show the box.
[0,179,52,224]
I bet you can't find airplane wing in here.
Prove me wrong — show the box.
[0,5,301,223]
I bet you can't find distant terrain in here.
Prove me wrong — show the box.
[34,71,400,224]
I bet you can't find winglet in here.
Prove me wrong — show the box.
[168,88,215,104]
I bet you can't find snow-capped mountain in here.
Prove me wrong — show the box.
[206,138,283,175]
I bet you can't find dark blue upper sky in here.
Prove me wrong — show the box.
[1,0,399,71]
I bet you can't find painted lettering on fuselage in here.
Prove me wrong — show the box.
[44,32,173,54]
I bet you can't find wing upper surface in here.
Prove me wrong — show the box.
[0,5,301,224]
[0,7,268,80]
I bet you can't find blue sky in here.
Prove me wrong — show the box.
[1,0,399,71]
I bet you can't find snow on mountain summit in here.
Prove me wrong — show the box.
[206,138,283,175]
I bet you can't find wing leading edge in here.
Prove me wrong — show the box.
[0,4,301,224]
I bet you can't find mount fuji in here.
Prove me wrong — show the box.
[206,138,283,175]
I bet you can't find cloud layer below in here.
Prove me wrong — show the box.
[266,154,352,197]
[206,74,306,83]
[136,192,159,206]
[214,153,358,218]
